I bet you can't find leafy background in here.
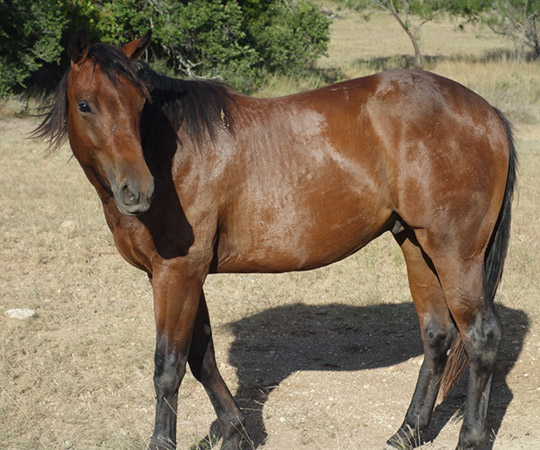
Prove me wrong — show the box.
[0,0,330,95]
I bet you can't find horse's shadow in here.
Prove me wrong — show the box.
[226,302,424,448]
[195,301,528,449]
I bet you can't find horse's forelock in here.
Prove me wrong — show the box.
[87,43,150,100]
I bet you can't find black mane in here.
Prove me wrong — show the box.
[137,61,235,143]
[33,41,235,151]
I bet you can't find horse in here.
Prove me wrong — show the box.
[34,30,516,450]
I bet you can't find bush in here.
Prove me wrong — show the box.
[248,1,331,76]
[148,0,262,92]
[0,0,330,95]
[0,0,67,97]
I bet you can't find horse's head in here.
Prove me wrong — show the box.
[66,30,154,216]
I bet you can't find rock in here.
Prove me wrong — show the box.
[4,308,36,320]
[59,220,77,233]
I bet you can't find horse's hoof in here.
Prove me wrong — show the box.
[385,424,423,449]
[148,436,176,450]
[220,434,243,450]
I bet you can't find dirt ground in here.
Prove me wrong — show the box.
[2,11,540,450]
[1,110,539,450]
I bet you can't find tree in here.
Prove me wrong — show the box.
[339,0,448,68]
[447,0,540,60]
[483,0,540,59]
[145,0,260,86]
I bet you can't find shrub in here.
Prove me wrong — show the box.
[0,0,330,95]
[248,0,331,76]
[0,0,67,96]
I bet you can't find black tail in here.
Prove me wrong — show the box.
[485,108,517,301]
[440,108,517,398]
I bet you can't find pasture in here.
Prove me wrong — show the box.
[1,8,540,450]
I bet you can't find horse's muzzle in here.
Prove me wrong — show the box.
[114,178,154,216]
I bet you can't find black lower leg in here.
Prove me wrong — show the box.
[150,336,187,450]
[458,306,502,449]
[188,294,245,449]
[388,321,455,449]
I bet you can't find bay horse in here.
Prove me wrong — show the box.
[35,30,516,450]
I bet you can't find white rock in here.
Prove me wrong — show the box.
[4,308,36,320]
[60,220,77,233]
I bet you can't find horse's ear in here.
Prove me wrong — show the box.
[122,31,152,60]
[68,29,89,66]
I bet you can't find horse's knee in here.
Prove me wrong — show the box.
[423,319,455,367]
[154,339,187,396]
[154,362,186,397]
[464,308,502,368]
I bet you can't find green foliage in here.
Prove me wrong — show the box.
[94,0,150,42]
[248,1,330,76]
[0,0,67,96]
[146,0,261,91]
[447,0,493,17]
[0,0,330,96]
[340,0,447,18]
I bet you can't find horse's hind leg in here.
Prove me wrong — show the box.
[414,229,502,450]
[438,262,501,449]
[188,291,246,450]
[387,228,457,448]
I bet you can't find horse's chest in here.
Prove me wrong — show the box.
[104,211,154,274]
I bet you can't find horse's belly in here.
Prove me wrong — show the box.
[216,196,392,273]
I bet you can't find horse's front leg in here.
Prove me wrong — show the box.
[188,291,245,449]
[149,264,207,450]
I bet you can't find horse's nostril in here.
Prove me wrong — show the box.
[122,184,140,206]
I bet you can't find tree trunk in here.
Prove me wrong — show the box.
[384,0,424,68]
[407,29,423,68]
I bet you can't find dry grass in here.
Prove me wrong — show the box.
[259,9,540,126]
[318,8,511,68]
[1,7,540,450]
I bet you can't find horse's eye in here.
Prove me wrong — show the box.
[78,101,91,113]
